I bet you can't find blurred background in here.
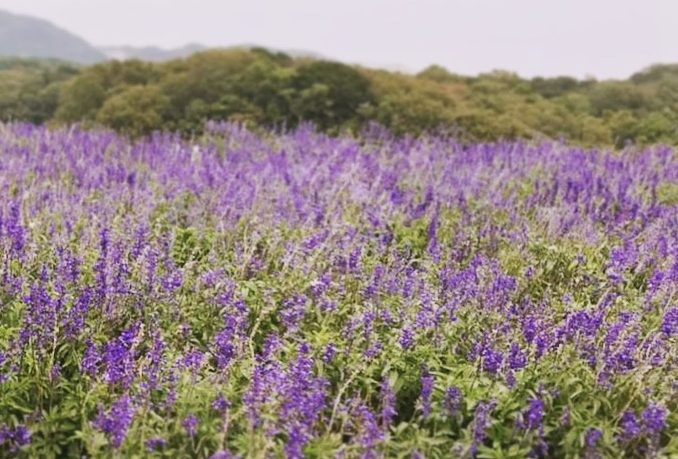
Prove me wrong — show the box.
[0,0,676,145]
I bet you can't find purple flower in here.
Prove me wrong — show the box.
[381,379,397,428]
[93,395,135,449]
[471,400,496,455]
[661,307,678,336]
[279,344,328,452]
[355,403,384,452]
[183,414,199,438]
[585,427,602,448]
[399,327,415,350]
[642,404,667,434]
[482,347,504,374]
[607,246,630,283]
[534,333,550,359]
[50,363,62,382]
[5,201,26,256]
[619,411,641,442]
[443,386,463,418]
[508,343,527,370]
[141,332,166,394]
[12,426,31,448]
[103,323,141,388]
[183,350,205,373]
[523,398,545,431]
[310,273,332,297]
[181,323,192,339]
[161,269,183,293]
[64,289,93,339]
[261,333,282,360]
[285,425,307,458]
[420,368,434,419]
[212,393,231,415]
[244,342,327,454]
[523,317,540,344]
[322,343,337,364]
[560,407,571,427]
[214,316,238,369]
[319,299,338,313]
[280,294,309,331]
[19,285,58,352]
[348,247,362,273]
[81,339,101,377]
[364,342,383,359]
[0,424,32,453]
[210,451,236,459]
[243,363,277,428]
[94,228,110,305]
[145,437,168,452]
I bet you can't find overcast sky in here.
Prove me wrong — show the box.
[0,0,673,79]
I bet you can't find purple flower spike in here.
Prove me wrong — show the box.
[183,414,199,438]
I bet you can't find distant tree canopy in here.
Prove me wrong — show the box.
[0,58,78,123]
[289,60,374,131]
[1,53,678,147]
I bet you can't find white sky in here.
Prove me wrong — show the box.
[0,0,674,79]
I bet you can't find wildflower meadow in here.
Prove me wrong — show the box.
[0,123,676,458]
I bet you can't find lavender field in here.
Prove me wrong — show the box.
[0,122,676,458]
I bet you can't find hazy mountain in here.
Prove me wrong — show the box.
[99,43,327,62]
[98,43,207,62]
[0,9,106,64]
[0,9,328,65]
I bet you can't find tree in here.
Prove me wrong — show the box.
[606,110,639,148]
[3,51,678,148]
[417,65,467,84]
[95,85,169,137]
[0,58,78,123]
[290,61,375,130]
[635,112,678,144]
[588,82,647,116]
[55,73,107,122]
[55,60,159,123]
[530,76,582,98]
[158,50,262,132]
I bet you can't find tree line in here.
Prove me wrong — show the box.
[1,49,677,146]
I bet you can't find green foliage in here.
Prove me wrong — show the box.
[0,58,78,123]
[95,85,169,137]
[172,226,214,267]
[530,76,587,99]
[417,65,468,85]
[588,81,647,116]
[366,69,463,135]
[657,183,678,206]
[290,60,375,131]
[634,112,678,144]
[55,60,160,124]
[3,53,678,144]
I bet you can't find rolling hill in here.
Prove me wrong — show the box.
[0,9,106,64]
